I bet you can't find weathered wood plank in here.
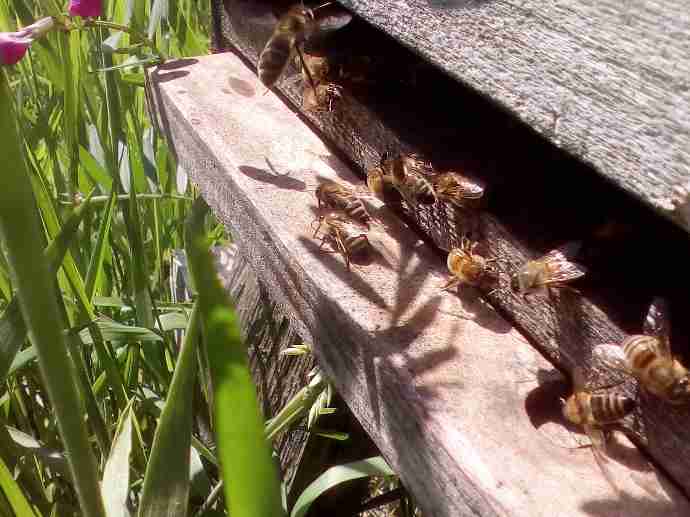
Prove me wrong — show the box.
[147,53,690,516]
[341,0,690,232]
[211,1,690,496]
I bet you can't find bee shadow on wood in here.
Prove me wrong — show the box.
[439,287,513,334]
[369,294,461,422]
[298,236,389,310]
[238,164,307,191]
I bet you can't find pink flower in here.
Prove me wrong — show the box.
[0,18,54,66]
[68,0,102,18]
[0,32,32,65]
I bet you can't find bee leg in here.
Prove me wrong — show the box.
[441,277,460,291]
[296,45,318,98]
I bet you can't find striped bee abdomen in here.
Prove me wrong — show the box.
[623,335,659,372]
[590,393,635,424]
[343,199,370,224]
[258,34,294,87]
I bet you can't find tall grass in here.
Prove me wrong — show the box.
[0,0,283,515]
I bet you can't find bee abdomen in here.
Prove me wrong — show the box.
[344,199,370,224]
[623,335,659,372]
[590,393,635,424]
[258,35,294,87]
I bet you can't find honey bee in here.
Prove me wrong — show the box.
[259,3,351,94]
[313,210,370,270]
[380,152,436,206]
[302,82,343,112]
[315,180,371,227]
[442,238,497,291]
[594,298,690,405]
[258,6,318,91]
[510,241,587,296]
[366,165,387,201]
[432,171,484,209]
[562,366,636,491]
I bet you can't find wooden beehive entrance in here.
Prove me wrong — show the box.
[149,0,690,514]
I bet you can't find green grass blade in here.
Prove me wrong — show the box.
[185,198,283,517]
[103,402,134,517]
[85,188,118,300]
[0,193,93,384]
[138,301,199,517]
[290,457,395,517]
[0,74,106,517]
[0,456,36,517]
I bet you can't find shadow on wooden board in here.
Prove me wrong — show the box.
[210,0,690,497]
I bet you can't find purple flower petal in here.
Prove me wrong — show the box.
[68,0,103,18]
[0,33,32,65]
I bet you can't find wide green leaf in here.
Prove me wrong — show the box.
[185,198,283,517]
[77,317,163,345]
[291,457,395,517]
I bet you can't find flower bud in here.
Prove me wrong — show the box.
[68,0,103,18]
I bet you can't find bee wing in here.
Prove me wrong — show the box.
[402,154,435,177]
[539,242,587,284]
[438,172,485,199]
[585,425,623,497]
[643,297,671,355]
[593,344,633,375]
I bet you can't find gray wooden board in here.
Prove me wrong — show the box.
[211,244,315,491]
[147,53,690,516]
[338,0,690,232]
[213,0,690,497]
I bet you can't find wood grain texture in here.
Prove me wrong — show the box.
[212,0,690,496]
[147,53,690,516]
[337,0,690,233]
[211,244,315,492]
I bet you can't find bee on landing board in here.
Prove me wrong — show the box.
[562,366,636,493]
[315,180,372,227]
[432,171,484,209]
[300,52,343,112]
[442,238,498,292]
[313,210,370,270]
[594,298,690,405]
[510,241,587,297]
[379,152,437,207]
[302,82,343,112]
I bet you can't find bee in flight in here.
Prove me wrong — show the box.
[258,3,350,96]
[432,171,484,209]
[442,238,498,292]
[313,210,370,270]
[562,366,636,493]
[594,297,690,405]
[315,180,371,227]
[376,152,437,207]
[510,241,587,297]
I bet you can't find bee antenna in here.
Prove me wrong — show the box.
[312,1,333,12]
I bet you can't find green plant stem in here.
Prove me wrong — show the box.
[59,193,194,205]
[0,73,106,517]
[81,19,166,60]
